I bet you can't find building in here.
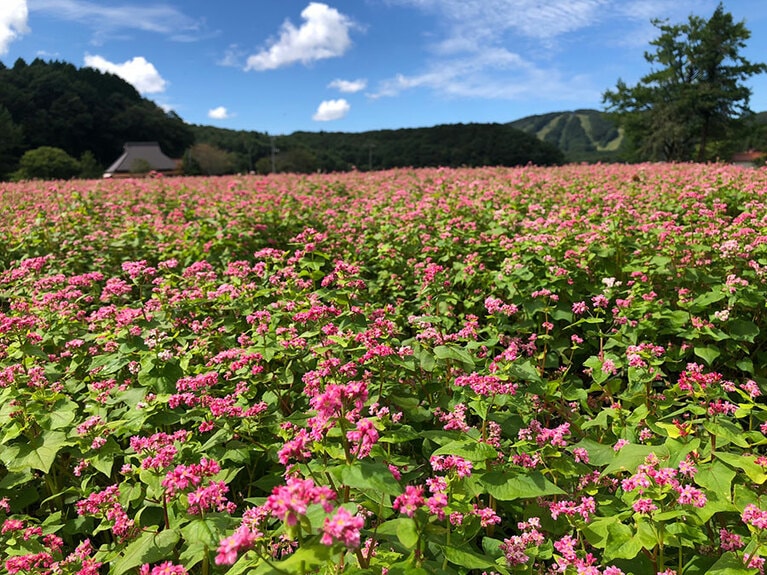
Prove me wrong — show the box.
[731,150,766,168]
[103,142,180,178]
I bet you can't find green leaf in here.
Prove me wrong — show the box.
[91,436,124,477]
[434,345,475,369]
[694,345,720,366]
[695,459,735,501]
[251,544,332,575]
[708,551,759,574]
[703,421,749,448]
[602,443,670,476]
[507,359,543,383]
[728,319,760,343]
[419,349,435,372]
[603,521,637,560]
[716,453,767,484]
[444,546,497,570]
[376,517,419,549]
[431,439,498,462]
[570,439,616,466]
[111,529,180,575]
[479,470,565,501]
[690,290,726,313]
[339,461,403,496]
[5,431,70,473]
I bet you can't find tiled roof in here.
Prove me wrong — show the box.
[104,142,177,175]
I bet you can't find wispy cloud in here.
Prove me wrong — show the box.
[28,0,202,41]
[0,0,29,55]
[312,98,350,121]
[84,54,167,94]
[245,2,356,71]
[373,48,598,102]
[328,78,366,93]
[208,106,232,120]
[375,0,706,103]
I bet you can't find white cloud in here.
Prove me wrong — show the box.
[387,0,707,47]
[372,48,599,102]
[328,78,367,93]
[0,0,29,55]
[29,0,201,40]
[312,99,350,121]
[374,0,706,103]
[245,2,354,71]
[83,54,167,94]
[208,106,232,120]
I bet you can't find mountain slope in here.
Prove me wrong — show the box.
[509,109,625,162]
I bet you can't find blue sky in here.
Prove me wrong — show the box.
[3,1,767,135]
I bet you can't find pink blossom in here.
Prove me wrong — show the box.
[392,485,425,517]
[632,498,658,514]
[139,562,188,575]
[320,507,365,547]
[676,485,707,508]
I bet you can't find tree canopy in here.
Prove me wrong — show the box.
[603,3,767,162]
[0,58,193,179]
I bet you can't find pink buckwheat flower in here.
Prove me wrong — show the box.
[215,524,260,565]
[139,562,188,575]
[321,507,365,547]
[676,485,707,508]
[632,498,658,514]
[264,477,336,526]
[719,528,744,551]
[392,485,425,517]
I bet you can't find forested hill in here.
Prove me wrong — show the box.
[0,58,564,179]
[0,58,193,177]
[188,122,564,175]
[508,109,625,162]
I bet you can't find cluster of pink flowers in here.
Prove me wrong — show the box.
[454,372,518,396]
[518,420,571,447]
[549,496,597,522]
[263,477,336,526]
[129,430,189,470]
[677,363,723,394]
[139,562,188,575]
[500,518,545,565]
[75,485,135,540]
[430,454,473,478]
[392,485,425,517]
[321,506,365,547]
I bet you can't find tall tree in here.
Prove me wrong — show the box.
[603,3,767,162]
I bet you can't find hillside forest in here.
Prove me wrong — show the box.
[0,59,565,181]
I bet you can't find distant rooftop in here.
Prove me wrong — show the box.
[104,142,177,177]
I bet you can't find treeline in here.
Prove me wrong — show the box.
[0,58,563,180]
[188,123,565,175]
[0,58,193,179]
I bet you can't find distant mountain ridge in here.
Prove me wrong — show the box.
[508,109,625,162]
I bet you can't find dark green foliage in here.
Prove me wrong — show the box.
[78,151,103,179]
[182,143,237,175]
[191,122,564,174]
[0,58,194,178]
[14,146,80,180]
[603,3,767,162]
[0,105,23,179]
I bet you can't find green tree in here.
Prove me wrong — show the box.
[183,143,236,175]
[14,146,80,180]
[603,3,767,162]
[78,150,102,179]
[0,105,23,179]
